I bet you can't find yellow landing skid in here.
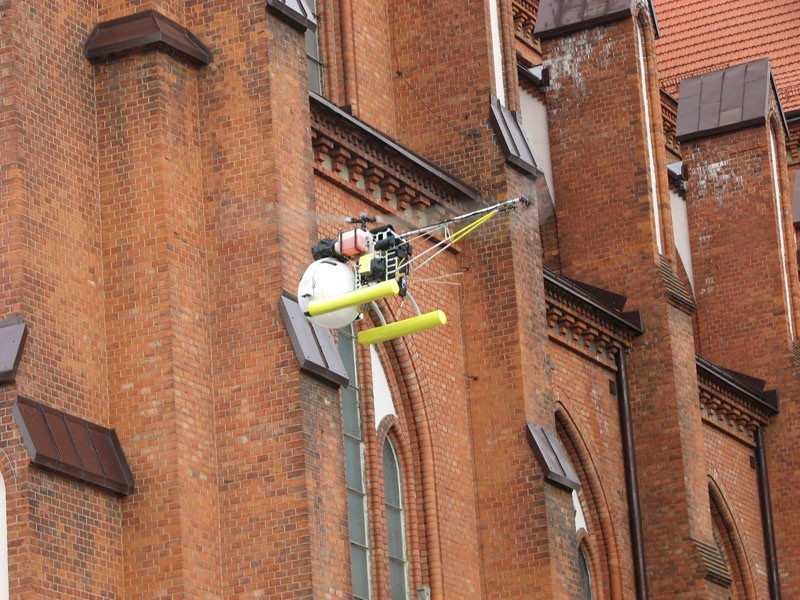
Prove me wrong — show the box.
[307,280,400,317]
[358,310,447,345]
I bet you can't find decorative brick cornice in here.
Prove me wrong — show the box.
[512,0,542,60]
[545,303,622,368]
[310,93,479,224]
[696,357,777,446]
[544,268,642,367]
[660,89,680,160]
[698,387,761,446]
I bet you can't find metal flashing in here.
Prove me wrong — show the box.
[489,96,541,177]
[519,64,550,88]
[543,267,644,335]
[0,317,27,382]
[526,421,581,492]
[84,10,212,65]
[267,0,317,32]
[534,0,634,40]
[13,396,135,496]
[676,59,787,142]
[279,291,349,387]
[696,355,779,415]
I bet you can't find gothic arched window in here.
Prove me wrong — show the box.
[383,435,408,600]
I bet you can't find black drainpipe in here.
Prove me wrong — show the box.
[755,427,781,599]
[616,348,648,599]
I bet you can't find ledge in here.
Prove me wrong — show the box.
[267,0,317,32]
[13,396,135,496]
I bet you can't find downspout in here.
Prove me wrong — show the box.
[615,348,648,599]
[755,427,781,599]
[340,0,357,112]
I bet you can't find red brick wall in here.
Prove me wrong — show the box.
[187,3,349,597]
[389,1,507,195]
[683,122,799,377]
[460,168,579,597]
[348,0,397,134]
[0,0,123,596]
[542,15,724,597]
[682,110,800,596]
[95,45,219,596]
[703,425,768,597]
[549,341,636,597]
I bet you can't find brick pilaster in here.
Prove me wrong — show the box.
[541,14,721,597]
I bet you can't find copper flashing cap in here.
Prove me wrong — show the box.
[13,397,135,496]
[0,317,27,382]
[792,171,800,226]
[267,0,317,32]
[675,59,787,142]
[534,0,634,40]
[489,96,541,177]
[526,421,581,492]
[279,291,349,387]
[84,9,211,65]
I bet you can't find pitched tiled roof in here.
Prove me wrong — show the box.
[653,0,800,112]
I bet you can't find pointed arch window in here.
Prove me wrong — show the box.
[383,435,408,600]
[305,0,323,94]
[339,326,372,599]
[577,542,593,600]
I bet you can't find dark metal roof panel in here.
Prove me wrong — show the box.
[695,355,778,414]
[534,0,634,40]
[792,171,800,225]
[676,59,779,141]
[84,10,212,65]
[267,0,317,32]
[279,291,349,387]
[489,97,540,177]
[542,267,644,334]
[13,397,135,496]
[526,421,581,491]
[0,317,27,382]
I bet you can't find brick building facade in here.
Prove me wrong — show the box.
[0,0,796,598]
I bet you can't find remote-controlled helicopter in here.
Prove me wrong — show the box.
[298,196,530,345]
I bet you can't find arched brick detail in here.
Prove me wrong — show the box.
[375,418,422,592]
[555,404,624,599]
[708,477,757,599]
[363,306,443,597]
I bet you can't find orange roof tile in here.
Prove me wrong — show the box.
[654,0,800,112]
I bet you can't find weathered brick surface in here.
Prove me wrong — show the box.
[0,0,792,598]
[704,425,768,598]
[549,341,636,597]
[542,13,730,598]
[683,108,800,596]
[0,0,121,597]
